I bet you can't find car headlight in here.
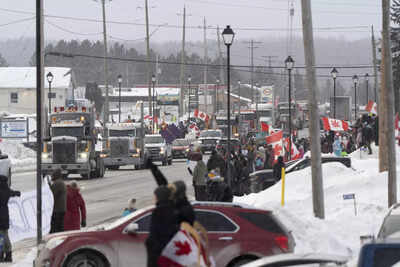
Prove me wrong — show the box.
[42,153,50,160]
[186,148,189,152]
[45,236,67,250]
[79,152,88,159]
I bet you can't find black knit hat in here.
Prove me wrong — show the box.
[154,185,171,203]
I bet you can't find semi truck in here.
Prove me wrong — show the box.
[41,105,105,179]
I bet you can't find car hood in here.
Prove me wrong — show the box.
[145,144,164,148]
[199,137,220,140]
[173,146,188,150]
[43,226,104,242]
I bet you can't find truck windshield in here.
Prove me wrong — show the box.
[52,127,84,137]
[145,136,164,144]
[257,110,272,117]
[200,131,221,138]
[109,129,136,137]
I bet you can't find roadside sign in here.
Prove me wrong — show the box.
[1,119,28,138]
[48,92,56,99]
[343,193,355,200]
[343,193,357,216]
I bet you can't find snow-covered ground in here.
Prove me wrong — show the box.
[236,145,399,264]
[0,139,36,172]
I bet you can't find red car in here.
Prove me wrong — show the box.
[34,202,295,267]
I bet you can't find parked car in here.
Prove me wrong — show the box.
[0,149,11,186]
[34,202,295,267]
[357,239,400,267]
[285,156,351,174]
[377,203,400,239]
[242,253,348,267]
[172,138,190,159]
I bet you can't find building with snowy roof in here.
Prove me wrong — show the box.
[0,67,75,114]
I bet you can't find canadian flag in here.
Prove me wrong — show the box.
[321,117,349,132]
[261,122,269,133]
[144,115,152,120]
[158,225,214,267]
[366,100,378,115]
[284,137,302,160]
[193,109,210,122]
[266,130,283,163]
[189,123,199,132]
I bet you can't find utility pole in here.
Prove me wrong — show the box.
[244,40,261,103]
[145,0,152,117]
[101,0,110,124]
[382,0,397,207]
[371,25,378,103]
[36,0,44,245]
[203,17,208,114]
[301,0,325,219]
[262,55,278,84]
[179,6,187,117]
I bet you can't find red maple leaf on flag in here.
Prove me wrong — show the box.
[331,119,340,128]
[174,241,192,256]
[199,112,205,118]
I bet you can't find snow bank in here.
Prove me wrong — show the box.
[0,139,36,172]
[236,145,399,263]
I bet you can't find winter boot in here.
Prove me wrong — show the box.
[4,252,12,262]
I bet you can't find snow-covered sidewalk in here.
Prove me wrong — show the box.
[0,139,36,173]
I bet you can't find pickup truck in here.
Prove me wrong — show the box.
[0,149,12,186]
[144,134,173,166]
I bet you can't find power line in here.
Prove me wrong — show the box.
[46,19,102,36]
[0,17,35,27]
[0,7,374,33]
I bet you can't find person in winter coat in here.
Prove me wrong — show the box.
[49,169,67,233]
[169,181,195,226]
[362,122,373,154]
[207,150,226,177]
[273,156,285,182]
[333,136,343,157]
[146,186,179,267]
[122,198,137,217]
[188,154,208,201]
[63,182,86,231]
[207,173,233,202]
[0,175,21,262]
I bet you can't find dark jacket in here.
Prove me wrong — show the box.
[64,186,86,231]
[50,178,67,213]
[175,197,195,226]
[145,201,179,267]
[0,179,21,230]
[273,158,285,181]
[207,179,233,202]
[207,152,226,176]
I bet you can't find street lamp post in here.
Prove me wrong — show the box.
[118,74,122,123]
[238,80,241,131]
[222,25,235,186]
[255,82,259,130]
[216,79,220,114]
[365,73,369,105]
[46,72,54,114]
[330,67,338,119]
[285,56,294,160]
[353,75,359,122]
[152,74,156,133]
[188,75,192,124]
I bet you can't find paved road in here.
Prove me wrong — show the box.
[11,158,197,227]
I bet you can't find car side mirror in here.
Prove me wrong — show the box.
[0,154,8,160]
[123,223,139,235]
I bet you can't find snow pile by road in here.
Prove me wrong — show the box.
[0,139,36,172]
[236,145,399,263]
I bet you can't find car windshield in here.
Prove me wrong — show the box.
[52,127,84,137]
[173,139,188,146]
[380,215,400,238]
[145,136,164,144]
[200,131,221,138]
[109,129,136,137]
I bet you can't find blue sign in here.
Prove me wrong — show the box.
[343,193,355,200]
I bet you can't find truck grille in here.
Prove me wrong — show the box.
[203,139,216,145]
[110,139,129,157]
[148,147,161,158]
[53,142,76,164]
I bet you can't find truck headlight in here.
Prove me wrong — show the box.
[42,153,50,160]
[160,148,165,154]
[79,152,88,159]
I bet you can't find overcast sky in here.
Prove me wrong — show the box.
[0,0,382,44]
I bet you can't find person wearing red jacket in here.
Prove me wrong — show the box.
[64,181,86,231]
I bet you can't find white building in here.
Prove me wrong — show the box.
[0,67,75,114]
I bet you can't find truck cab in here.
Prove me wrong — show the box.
[101,123,146,170]
[198,129,223,153]
[41,106,105,179]
[144,134,173,166]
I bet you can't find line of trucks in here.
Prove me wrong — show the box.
[41,105,173,179]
